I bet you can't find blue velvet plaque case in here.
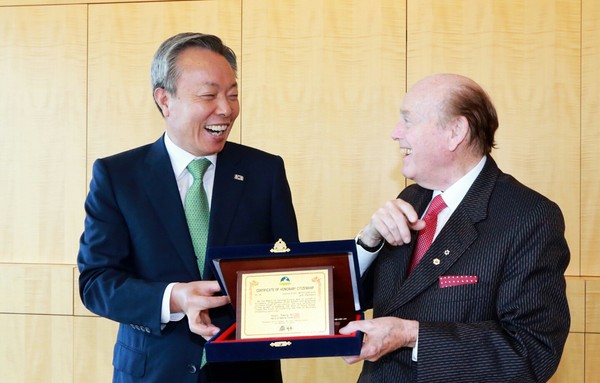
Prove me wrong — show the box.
[205,239,365,362]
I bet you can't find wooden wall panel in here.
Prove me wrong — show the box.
[87,0,241,172]
[74,316,119,383]
[242,0,407,241]
[0,0,163,5]
[581,0,600,276]
[549,332,585,383]
[550,278,586,382]
[0,5,87,264]
[585,279,600,333]
[406,0,581,276]
[586,334,600,382]
[73,267,94,317]
[282,357,361,383]
[566,277,586,333]
[0,314,73,383]
[0,264,73,315]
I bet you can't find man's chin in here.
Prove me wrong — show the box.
[401,165,414,181]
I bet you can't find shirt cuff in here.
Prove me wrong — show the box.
[355,234,382,276]
[412,337,419,362]
[162,282,185,324]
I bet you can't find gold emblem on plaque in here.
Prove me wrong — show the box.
[270,341,292,348]
[270,238,291,253]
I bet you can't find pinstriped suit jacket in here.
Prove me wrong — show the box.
[359,156,570,383]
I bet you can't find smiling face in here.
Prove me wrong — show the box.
[391,76,456,190]
[154,47,239,157]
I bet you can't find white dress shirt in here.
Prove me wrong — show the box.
[161,133,218,324]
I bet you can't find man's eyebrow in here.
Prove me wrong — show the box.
[200,81,238,90]
[200,82,219,88]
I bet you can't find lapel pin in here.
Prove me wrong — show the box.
[234,174,244,181]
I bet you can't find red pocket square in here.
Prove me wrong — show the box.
[439,275,478,288]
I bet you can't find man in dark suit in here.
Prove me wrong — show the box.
[340,73,570,382]
[77,33,298,383]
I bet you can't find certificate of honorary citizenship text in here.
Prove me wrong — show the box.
[236,267,334,339]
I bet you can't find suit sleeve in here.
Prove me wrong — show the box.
[415,199,570,383]
[77,159,168,334]
[269,156,299,243]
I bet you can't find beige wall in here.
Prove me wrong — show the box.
[0,0,596,382]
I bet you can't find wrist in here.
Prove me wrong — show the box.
[357,230,383,251]
[170,283,186,313]
[407,320,419,348]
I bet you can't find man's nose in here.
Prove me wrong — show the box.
[216,95,233,117]
[391,121,404,140]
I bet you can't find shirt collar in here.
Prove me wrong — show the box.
[435,156,486,211]
[163,133,218,179]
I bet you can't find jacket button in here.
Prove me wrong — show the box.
[187,364,197,374]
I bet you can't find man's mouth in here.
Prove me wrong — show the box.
[205,124,229,136]
[400,148,413,157]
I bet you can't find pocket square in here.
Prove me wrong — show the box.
[439,275,478,288]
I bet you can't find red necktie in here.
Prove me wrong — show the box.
[408,195,447,274]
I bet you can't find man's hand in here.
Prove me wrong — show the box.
[170,281,230,340]
[360,198,425,247]
[338,317,419,364]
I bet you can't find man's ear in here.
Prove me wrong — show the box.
[448,115,469,151]
[153,87,170,117]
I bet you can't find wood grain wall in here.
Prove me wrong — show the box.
[0,0,596,382]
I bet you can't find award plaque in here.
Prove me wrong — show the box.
[205,239,365,362]
[236,266,334,339]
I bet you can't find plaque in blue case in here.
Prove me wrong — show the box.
[205,239,365,362]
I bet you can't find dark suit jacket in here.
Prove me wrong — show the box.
[360,156,570,383]
[78,136,299,383]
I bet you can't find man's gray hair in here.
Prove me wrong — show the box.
[150,33,237,113]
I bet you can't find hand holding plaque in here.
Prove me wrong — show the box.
[236,267,334,339]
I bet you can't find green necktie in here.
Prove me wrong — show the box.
[185,158,211,275]
[185,159,213,369]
